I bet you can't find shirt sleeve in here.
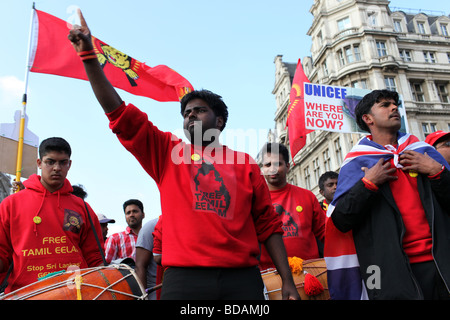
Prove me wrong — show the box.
[136,219,157,251]
[332,180,378,233]
[0,198,12,272]
[250,164,283,242]
[429,167,450,209]
[106,102,180,184]
[104,234,118,264]
[152,217,162,255]
[310,192,326,242]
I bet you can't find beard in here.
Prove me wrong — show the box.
[185,121,221,146]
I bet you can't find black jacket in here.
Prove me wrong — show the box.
[332,168,450,299]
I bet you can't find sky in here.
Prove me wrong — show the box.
[1,0,449,236]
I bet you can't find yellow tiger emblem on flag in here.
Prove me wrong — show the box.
[92,37,140,86]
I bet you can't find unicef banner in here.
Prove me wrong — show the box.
[304,83,408,134]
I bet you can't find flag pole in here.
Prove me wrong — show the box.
[15,2,36,191]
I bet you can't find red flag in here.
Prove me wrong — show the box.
[285,59,312,163]
[30,10,193,101]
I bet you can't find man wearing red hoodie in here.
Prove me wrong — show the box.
[0,137,104,294]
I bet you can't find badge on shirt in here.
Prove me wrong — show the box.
[63,209,83,234]
[409,170,418,178]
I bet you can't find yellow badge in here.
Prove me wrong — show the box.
[33,216,42,224]
[191,153,201,161]
[296,206,303,213]
[409,170,418,178]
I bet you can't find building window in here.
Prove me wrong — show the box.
[290,174,298,186]
[399,50,412,62]
[338,17,351,31]
[361,79,368,89]
[345,46,354,63]
[368,11,378,27]
[313,157,321,183]
[317,31,323,46]
[338,50,346,66]
[447,53,450,64]
[394,20,403,32]
[304,166,311,190]
[417,22,426,34]
[441,24,449,36]
[385,77,397,91]
[422,122,437,137]
[353,45,362,61]
[347,134,354,149]
[323,149,331,171]
[322,60,329,75]
[423,51,436,63]
[436,83,449,103]
[334,138,343,165]
[410,82,425,102]
[339,44,361,65]
[376,41,387,57]
[352,80,368,89]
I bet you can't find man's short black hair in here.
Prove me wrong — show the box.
[71,184,87,200]
[260,142,290,164]
[123,199,144,213]
[180,89,229,131]
[355,89,400,132]
[318,171,339,191]
[39,137,72,159]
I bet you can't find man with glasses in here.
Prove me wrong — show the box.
[0,137,105,294]
[425,131,450,164]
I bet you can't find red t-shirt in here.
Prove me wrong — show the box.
[388,162,433,263]
[361,144,434,264]
[107,103,283,268]
[259,184,326,270]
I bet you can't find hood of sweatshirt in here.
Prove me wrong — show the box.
[22,174,74,235]
[23,174,73,195]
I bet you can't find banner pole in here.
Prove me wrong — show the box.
[15,2,36,191]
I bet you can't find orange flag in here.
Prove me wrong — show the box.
[30,9,193,101]
[285,59,312,163]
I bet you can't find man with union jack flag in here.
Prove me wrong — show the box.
[325,89,450,300]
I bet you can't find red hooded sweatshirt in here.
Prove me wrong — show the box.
[0,174,104,293]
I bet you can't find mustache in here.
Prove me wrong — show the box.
[389,112,400,118]
[187,120,201,127]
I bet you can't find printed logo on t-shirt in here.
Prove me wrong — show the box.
[63,209,83,234]
[192,161,231,218]
[273,203,299,238]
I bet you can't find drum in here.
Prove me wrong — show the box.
[0,264,146,300]
[261,258,329,300]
